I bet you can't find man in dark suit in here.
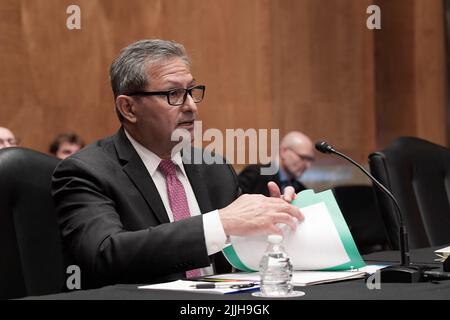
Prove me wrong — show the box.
[52,39,303,288]
[239,131,315,196]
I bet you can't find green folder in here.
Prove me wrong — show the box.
[223,189,366,272]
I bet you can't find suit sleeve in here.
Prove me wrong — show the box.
[52,157,211,287]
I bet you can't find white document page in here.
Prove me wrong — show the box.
[230,202,350,270]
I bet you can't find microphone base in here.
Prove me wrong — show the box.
[379,264,433,283]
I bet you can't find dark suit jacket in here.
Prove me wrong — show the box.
[238,164,306,196]
[52,128,239,288]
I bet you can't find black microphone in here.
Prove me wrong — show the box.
[315,141,432,283]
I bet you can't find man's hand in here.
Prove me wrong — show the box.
[267,181,296,203]
[219,194,304,237]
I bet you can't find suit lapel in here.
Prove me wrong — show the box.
[183,158,213,214]
[184,158,228,272]
[122,155,170,224]
[114,129,169,224]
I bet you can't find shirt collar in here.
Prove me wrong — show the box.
[124,129,186,177]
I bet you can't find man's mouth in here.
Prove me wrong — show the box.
[177,120,195,127]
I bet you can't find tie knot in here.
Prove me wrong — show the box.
[158,159,177,177]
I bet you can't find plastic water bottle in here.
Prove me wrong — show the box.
[259,234,293,296]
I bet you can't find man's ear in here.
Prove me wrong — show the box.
[116,95,138,123]
[279,146,287,159]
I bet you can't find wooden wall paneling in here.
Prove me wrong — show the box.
[158,0,274,167]
[375,0,447,148]
[0,0,447,161]
[414,0,447,145]
[270,0,376,163]
[18,0,114,152]
[0,0,25,145]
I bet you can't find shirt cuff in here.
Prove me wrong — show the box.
[202,209,227,256]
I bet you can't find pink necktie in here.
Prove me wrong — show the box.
[158,159,202,279]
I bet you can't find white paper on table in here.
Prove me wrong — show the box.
[435,246,450,253]
[206,270,366,286]
[434,246,450,262]
[138,280,257,294]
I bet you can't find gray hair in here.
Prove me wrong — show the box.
[110,39,191,99]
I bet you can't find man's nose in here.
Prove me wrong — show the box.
[181,94,198,113]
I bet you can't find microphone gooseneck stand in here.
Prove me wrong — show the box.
[315,141,441,283]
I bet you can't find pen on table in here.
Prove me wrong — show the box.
[190,282,256,289]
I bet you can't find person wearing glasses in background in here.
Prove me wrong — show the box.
[52,39,303,289]
[239,131,315,196]
[0,127,19,149]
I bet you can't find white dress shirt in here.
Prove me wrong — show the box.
[124,130,228,275]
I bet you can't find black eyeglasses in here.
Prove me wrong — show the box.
[128,85,205,106]
[288,148,315,163]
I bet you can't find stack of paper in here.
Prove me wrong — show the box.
[138,280,259,294]
[206,270,366,286]
[435,246,450,262]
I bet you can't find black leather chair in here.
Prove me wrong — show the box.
[369,137,450,250]
[332,185,389,254]
[0,147,65,299]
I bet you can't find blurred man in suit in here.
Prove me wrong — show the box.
[52,39,303,288]
[49,132,85,159]
[0,127,18,149]
[239,131,315,196]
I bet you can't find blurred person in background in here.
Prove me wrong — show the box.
[0,127,19,149]
[49,132,85,159]
[239,131,315,196]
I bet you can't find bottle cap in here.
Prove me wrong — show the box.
[267,234,283,244]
